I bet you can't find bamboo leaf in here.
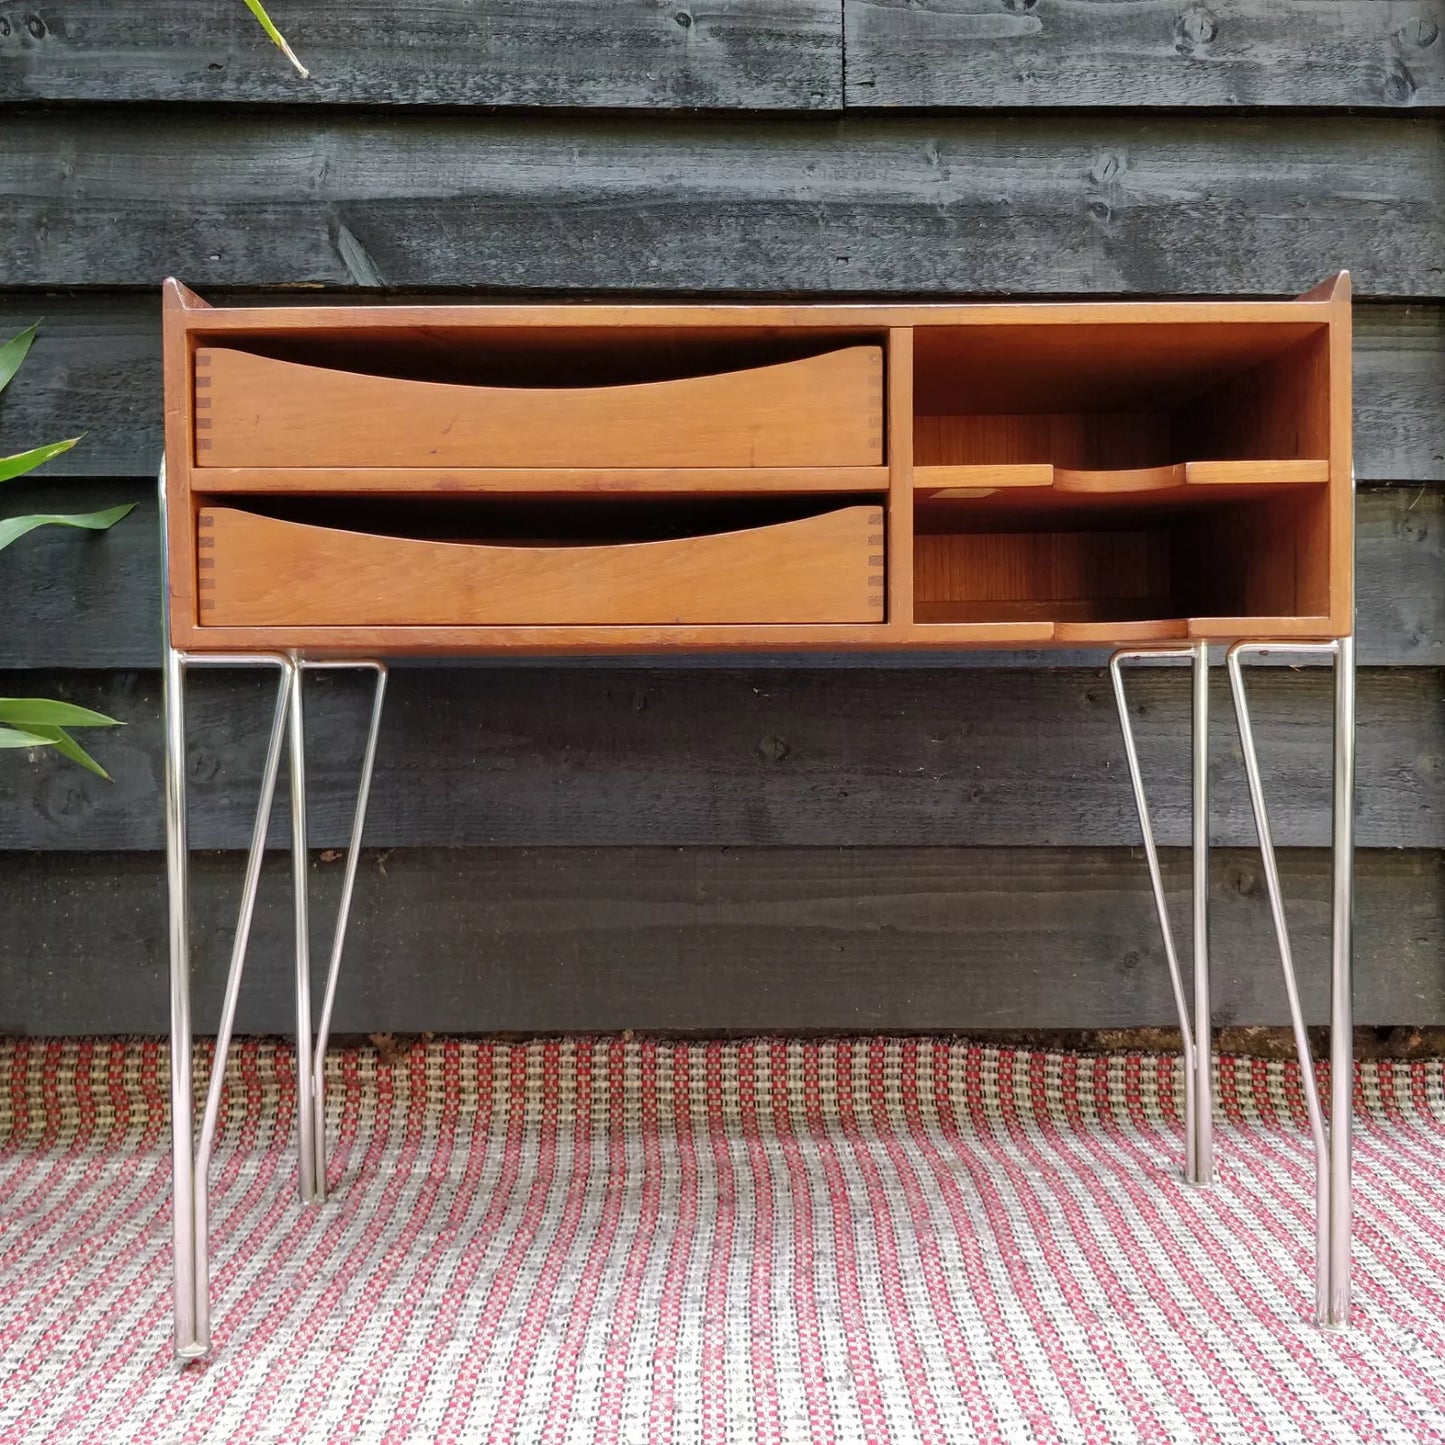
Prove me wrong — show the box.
[18,724,111,779]
[0,502,134,554]
[0,725,54,749]
[0,324,37,396]
[0,697,123,729]
[241,0,310,77]
[0,437,82,484]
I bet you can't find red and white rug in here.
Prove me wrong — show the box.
[1,1037,1443,1443]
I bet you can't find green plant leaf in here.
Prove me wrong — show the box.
[17,724,111,779]
[0,436,82,484]
[0,324,37,396]
[0,724,54,749]
[242,0,309,77]
[0,502,134,554]
[0,697,123,729]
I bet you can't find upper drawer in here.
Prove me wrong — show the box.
[193,344,884,469]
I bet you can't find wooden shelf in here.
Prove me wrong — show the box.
[914,459,1329,500]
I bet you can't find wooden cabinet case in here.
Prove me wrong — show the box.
[162,276,1352,654]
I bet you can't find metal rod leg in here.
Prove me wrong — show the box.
[1110,645,1209,1185]
[164,644,201,1358]
[167,650,293,1358]
[301,661,388,1200]
[1191,642,1214,1184]
[191,658,292,1346]
[289,657,319,1203]
[1227,640,1346,1326]
[1329,634,1355,1326]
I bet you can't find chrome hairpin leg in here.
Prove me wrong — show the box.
[1109,642,1213,1186]
[291,658,388,1203]
[1227,637,1354,1327]
[166,647,294,1359]
[165,649,385,1358]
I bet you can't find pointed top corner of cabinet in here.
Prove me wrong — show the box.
[1296,272,1351,306]
[163,278,211,312]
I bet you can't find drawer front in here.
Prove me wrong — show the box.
[194,346,884,469]
[197,506,885,627]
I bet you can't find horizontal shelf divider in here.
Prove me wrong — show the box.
[910,613,1337,643]
[194,466,891,495]
[914,458,1329,498]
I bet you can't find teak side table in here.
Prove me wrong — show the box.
[160,275,1357,1358]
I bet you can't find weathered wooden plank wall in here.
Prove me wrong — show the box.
[845,1,1445,109]
[2,665,1442,851]
[2,0,1443,1035]
[4,850,1441,1036]
[4,114,1441,294]
[0,0,844,109]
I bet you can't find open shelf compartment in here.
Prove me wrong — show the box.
[912,319,1331,479]
[908,315,1338,639]
[913,483,1330,640]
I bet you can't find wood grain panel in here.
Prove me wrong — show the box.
[1,114,1438,296]
[181,467,891,496]
[844,0,1444,110]
[195,343,884,468]
[3,847,1440,1035]
[198,505,885,627]
[0,665,1439,852]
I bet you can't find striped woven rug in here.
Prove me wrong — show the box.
[1,1039,1444,1444]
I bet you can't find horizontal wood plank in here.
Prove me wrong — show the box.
[1,297,1439,483]
[0,0,842,110]
[2,846,1438,1034]
[5,0,1441,113]
[0,113,1439,296]
[844,0,1445,110]
[4,481,1439,668]
[0,665,1438,851]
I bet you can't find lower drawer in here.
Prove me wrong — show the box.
[196,505,885,627]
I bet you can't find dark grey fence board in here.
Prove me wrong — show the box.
[844,0,1445,111]
[1,296,1441,482]
[1,114,1440,296]
[2,479,157,668]
[0,0,842,111]
[0,296,162,478]
[0,666,1437,852]
[2,846,1438,1035]
[8,0,1438,113]
[2,482,1440,669]
[1356,303,1445,479]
